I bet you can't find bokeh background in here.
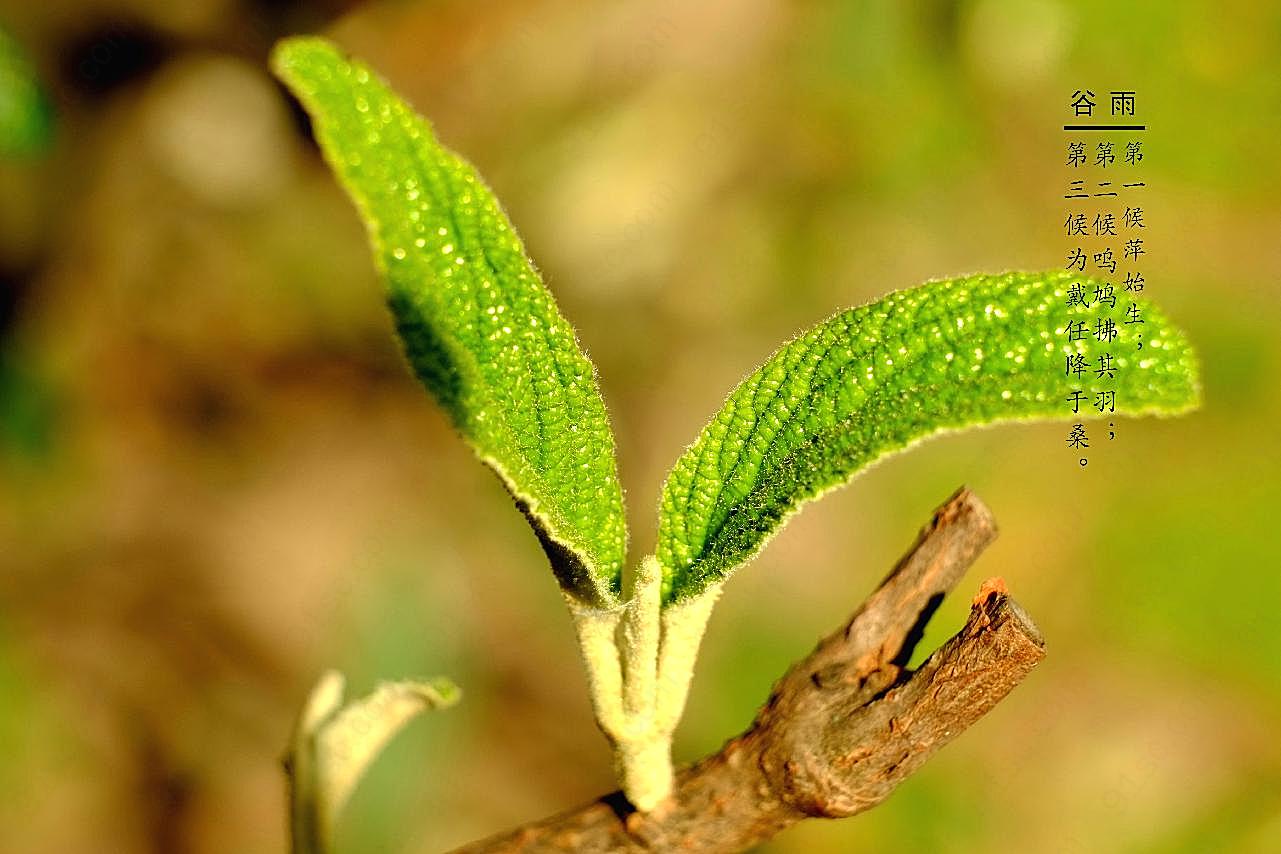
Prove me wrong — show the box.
[2,1,1279,851]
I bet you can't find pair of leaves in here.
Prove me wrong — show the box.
[271,37,1200,610]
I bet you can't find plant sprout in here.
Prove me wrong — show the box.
[270,35,1199,845]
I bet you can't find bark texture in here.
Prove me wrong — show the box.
[456,487,1044,853]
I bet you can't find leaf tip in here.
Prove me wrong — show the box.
[270,34,333,72]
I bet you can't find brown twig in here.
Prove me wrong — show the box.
[455,487,1045,853]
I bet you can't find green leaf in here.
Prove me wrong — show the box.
[657,270,1200,603]
[0,26,53,157]
[271,37,626,607]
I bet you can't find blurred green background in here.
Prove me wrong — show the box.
[1,0,1278,851]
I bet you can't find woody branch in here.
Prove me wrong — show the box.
[455,487,1044,854]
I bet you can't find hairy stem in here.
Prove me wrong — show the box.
[565,600,626,737]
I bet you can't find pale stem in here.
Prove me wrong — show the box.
[620,556,661,717]
[565,597,627,737]
[567,564,722,812]
[654,586,721,735]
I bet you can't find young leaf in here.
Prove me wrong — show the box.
[287,670,459,854]
[657,270,1200,603]
[271,37,627,607]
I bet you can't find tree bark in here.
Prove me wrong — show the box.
[455,486,1044,853]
